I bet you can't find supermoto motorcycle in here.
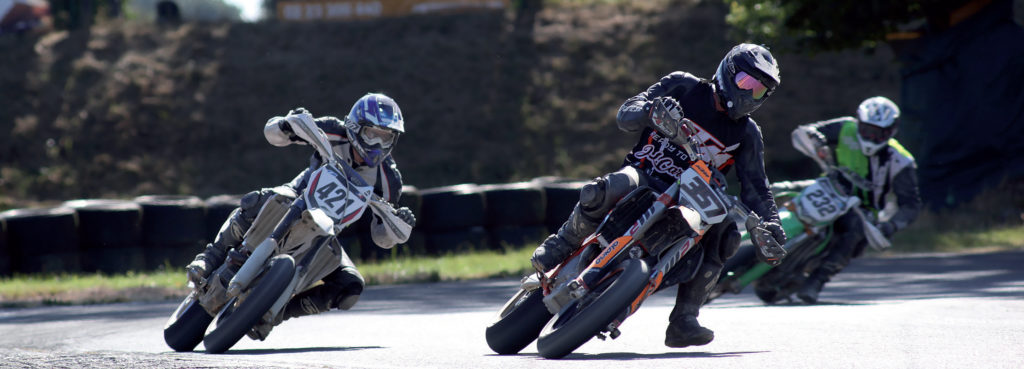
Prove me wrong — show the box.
[163,113,412,353]
[484,100,787,359]
[706,129,891,304]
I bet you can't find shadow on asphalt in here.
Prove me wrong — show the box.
[556,350,769,360]
[212,345,383,355]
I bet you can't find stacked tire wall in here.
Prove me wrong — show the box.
[0,178,586,276]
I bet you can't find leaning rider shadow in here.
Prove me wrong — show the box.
[212,345,384,355]
[543,350,770,360]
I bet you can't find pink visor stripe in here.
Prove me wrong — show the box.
[735,71,768,99]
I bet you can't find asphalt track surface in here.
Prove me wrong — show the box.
[1,249,1022,368]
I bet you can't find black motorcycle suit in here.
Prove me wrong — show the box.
[615,71,784,327]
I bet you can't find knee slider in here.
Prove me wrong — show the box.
[237,190,266,223]
[719,227,741,261]
[578,177,607,211]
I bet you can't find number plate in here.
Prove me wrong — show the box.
[677,163,727,224]
[304,165,373,227]
[795,177,849,224]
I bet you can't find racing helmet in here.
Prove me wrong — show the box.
[344,93,405,167]
[713,43,781,120]
[855,96,900,156]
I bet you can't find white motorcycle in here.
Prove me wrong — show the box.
[163,113,412,353]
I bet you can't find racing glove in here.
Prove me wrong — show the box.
[748,220,787,267]
[395,207,417,228]
[279,107,313,144]
[648,96,684,138]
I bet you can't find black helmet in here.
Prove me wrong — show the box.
[713,43,781,120]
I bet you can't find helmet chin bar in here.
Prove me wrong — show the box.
[857,135,887,156]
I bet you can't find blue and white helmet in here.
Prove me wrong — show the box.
[344,93,405,167]
[855,96,900,156]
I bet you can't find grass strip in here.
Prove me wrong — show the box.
[1,225,1022,307]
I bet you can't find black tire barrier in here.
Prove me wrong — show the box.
[480,182,546,227]
[426,226,488,255]
[135,195,207,270]
[0,218,10,276]
[419,184,486,232]
[0,207,80,274]
[488,225,547,251]
[204,194,244,245]
[63,199,145,274]
[536,179,587,234]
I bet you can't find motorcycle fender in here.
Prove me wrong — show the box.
[227,237,277,296]
[306,208,336,237]
[519,273,541,291]
[677,206,702,234]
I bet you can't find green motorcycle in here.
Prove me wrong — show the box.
[707,133,891,304]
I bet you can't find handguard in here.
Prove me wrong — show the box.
[744,213,787,267]
[367,198,414,246]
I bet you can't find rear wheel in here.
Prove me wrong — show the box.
[163,291,214,352]
[203,255,295,353]
[536,259,650,359]
[485,286,553,355]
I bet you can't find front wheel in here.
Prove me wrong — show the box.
[163,291,214,352]
[536,259,650,359]
[485,286,553,355]
[203,255,295,353]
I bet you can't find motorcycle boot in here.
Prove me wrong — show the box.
[248,266,365,341]
[186,191,264,285]
[797,259,842,304]
[666,262,721,348]
[797,276,825,304]
[798,223,862,304]
[532,171,638,273]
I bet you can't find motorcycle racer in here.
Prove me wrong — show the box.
[530,43,788,348]
[186,93,417,339]
[790,96,922,303]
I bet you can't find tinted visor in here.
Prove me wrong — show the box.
[857,122,896,144]
[360,125,397,149]
[735,71,769,100]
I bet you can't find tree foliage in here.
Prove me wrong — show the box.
[723,0,976,51]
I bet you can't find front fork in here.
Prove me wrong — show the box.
[541,197,671,315]
[227,198,306,297]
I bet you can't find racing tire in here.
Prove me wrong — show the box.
[0,207,80,274]
[65,199,144,274]
[418,184,486,232]
[203,255,295,354]
[135,195,206,270]
[480,182,545,227]
[163,291,214,352]
[204,194,243,243]
[485,287,553,355]
[538,180,587,234]
[754,284,781,304]
[0,218,9,276]
[536,259,650,359]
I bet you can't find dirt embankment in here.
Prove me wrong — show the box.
[0,0,900,207]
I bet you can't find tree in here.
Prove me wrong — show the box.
[722,0,980,51]
[49,0,124,29]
